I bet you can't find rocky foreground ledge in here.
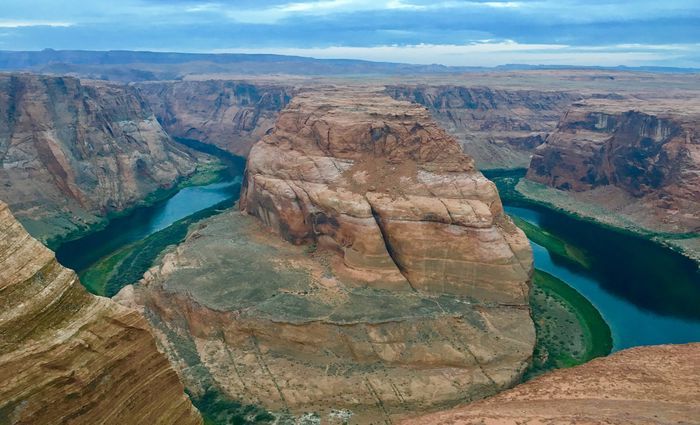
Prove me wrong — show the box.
[402,343,700,424]
[0,201,201,424]
[124,87,534,422]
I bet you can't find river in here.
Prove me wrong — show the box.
[55,161,700,352]
[56,138,246,275]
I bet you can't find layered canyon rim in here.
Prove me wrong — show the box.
[119,86,536,422]
[0,201,201,425]
[0,73,203,245]
[136,80,293,156]
[521,95,700,262]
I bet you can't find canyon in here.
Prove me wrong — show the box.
[522,96,700,262]
[0,74,201,245]
[118,87,535,422]
[137,80,293,156]
[0,200,201,424]
[386,85,579,169]
[0,65,698,424]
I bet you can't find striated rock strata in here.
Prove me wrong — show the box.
[0,73,199,243]
[138,80,293,156]
[402,343,700,425]
[0,201,201,425]
[523,99,700,261]
[126,87,534,423]
[386,85,578,169]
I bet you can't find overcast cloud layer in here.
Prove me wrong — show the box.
[1,0,699,67]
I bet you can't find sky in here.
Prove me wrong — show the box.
[1,0,699,67]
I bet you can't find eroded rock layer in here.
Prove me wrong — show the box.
[526,99,700,235]
[0,201,201,425]
[402,343,700,425]
[121,87,534,422]
[138,80,293,156]
[241,87,532,302]
[0,73,199,243]
[386,85,579,169]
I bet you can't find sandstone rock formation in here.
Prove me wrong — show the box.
[121,87,534,423]
[0,73,199,244]
[401,343,700,425]
[0,201,201,425]
[242,87,532,301]
[523,98,700,260]
[386,85,578,169]
[138,80,293,156]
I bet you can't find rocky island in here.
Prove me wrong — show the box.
[119,87,535,423]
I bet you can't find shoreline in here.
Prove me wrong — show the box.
[527,269,613,379]
[483,168,700,267]
[46,157,229,251]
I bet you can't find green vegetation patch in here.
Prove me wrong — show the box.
[526,269,612,379]
[188,388,276,425]
[511,215,591,269]
[79,197,236,297]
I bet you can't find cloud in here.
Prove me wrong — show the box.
[1,0,699,67]
[213,41,694,67]
[0,20,73,28]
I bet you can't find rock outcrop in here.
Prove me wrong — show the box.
[0,201,201,425]
[0,73,199,244]
[386,85,578,169]
[401,343,700,425]
[525,99,700,236]
[121,87,534,423]
[137,80,293,156]
[241,87,532,300]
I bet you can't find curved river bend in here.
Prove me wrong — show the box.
[56,164,700,352]
[506,205,700,351]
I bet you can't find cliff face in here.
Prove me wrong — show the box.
[0,73,198,243]
[123,87,534,423]
[137,80,293,156]
[386,85,578,169]
[0,201,201,425]
[241,87,532,301]
[402,343,700,425]
[526,101,700,234]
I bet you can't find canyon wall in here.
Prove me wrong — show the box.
[0,201,201,425]
[524,99,700,237]
[137,80,293,156]
[402,343,700,424]
[0,73,199,244]
[123,87,534,423]
[386,85,579,169]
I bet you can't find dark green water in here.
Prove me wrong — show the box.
[485,169,700,350]
[56,139,246,274]
[55,159,700,352]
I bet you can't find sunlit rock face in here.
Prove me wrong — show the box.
[0,201,201,425]
[0,73,198,243]
[402,343,700,425]
[241,87,533,302]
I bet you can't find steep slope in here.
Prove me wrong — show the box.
[0,73,199,244]
[402,343,700,425]
[0,201,201,425]
[123,87,534,423]
[137,80,293,156]
[386,85,578,169]
[522,98,700,261]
